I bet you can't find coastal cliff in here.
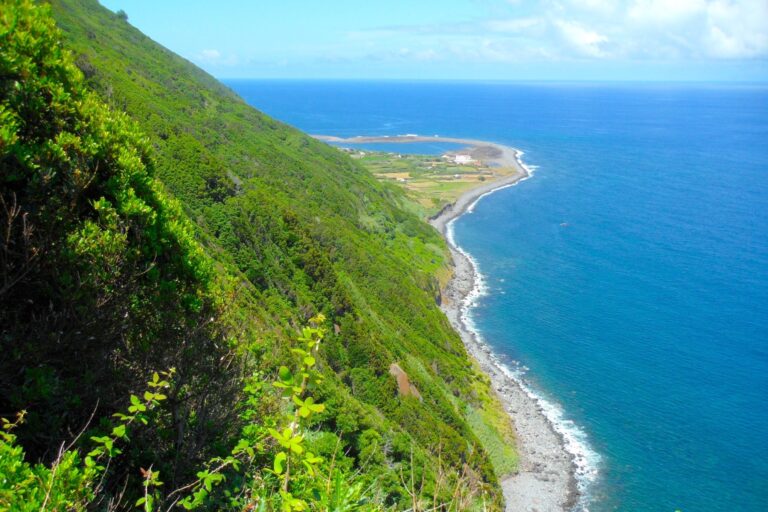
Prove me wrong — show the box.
[1,1,519,509]
[428,159,579,511]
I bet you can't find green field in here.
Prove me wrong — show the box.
[350,149,516,216]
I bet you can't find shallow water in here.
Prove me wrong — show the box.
[228,80,768,511]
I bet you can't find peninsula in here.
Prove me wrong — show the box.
[315,135,527,217]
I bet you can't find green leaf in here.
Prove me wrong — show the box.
[289,438,304,454]
[274,451,287,475]
[112,424,126,438]
[269,427,291,446]
[278,366,293,383]
[128,394,147,413]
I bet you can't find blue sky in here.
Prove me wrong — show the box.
[100,0,768,81]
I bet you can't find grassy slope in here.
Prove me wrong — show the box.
[48,0,517,504]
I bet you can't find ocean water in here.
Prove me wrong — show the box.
[327,141,466,154]
[226,80,768,511]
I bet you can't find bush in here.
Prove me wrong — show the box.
[0,0,237,493]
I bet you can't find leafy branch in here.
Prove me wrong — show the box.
[174,315,328,511]
[86,369,176,472]
[268,314,326,511]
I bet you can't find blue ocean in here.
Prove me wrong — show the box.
[226,80,768,511]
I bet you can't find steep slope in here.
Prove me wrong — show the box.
[0,0,240,506]
[2,0,518,508]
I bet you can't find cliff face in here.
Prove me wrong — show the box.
[0,0,516,508]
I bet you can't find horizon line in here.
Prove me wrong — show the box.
[218,77,768,84]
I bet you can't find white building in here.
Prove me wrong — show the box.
[454,154,473,165]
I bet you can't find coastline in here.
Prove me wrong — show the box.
[314,134,523,175]
[427,147,580,511]
[319,133,583,510]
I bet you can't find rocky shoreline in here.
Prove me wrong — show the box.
[428,145,579,512]
[317,133,581,510]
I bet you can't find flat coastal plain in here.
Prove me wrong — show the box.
[318,135,578,511]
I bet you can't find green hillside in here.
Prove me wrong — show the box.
[0,1,517,509]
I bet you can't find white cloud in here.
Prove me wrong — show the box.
[703,0,768,58]
[487,17,543,33]
[197,48,239,67]
[565,0,619,15]
[201,49,221,60]
[555,19,610,57]
[315,0,768,66]
[627,0,706,25]
[543,0,767,60]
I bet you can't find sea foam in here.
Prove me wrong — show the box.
[466,150,537,214]
[448,151,600,511]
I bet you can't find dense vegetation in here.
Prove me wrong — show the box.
[0,0,517,509]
